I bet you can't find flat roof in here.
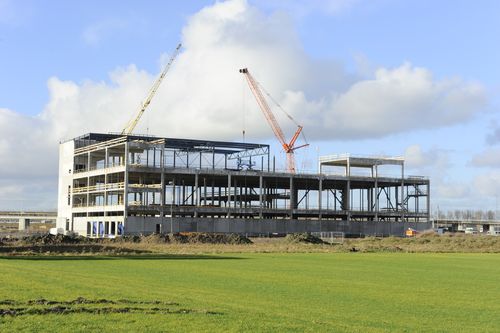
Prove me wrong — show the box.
[72,132,269,155]
[319,154,404,168]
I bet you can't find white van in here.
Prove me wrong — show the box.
[464,227,478,235]
[487,226,500,236]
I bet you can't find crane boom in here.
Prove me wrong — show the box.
[239,68,308,173]
[121,43,182,135]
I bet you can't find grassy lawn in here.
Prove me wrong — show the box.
[0,253,499,332]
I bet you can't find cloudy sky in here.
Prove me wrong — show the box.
[0,0,499,212]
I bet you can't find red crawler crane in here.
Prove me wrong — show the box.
[239,68,308,173]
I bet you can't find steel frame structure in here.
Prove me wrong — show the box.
[57,133,430,237]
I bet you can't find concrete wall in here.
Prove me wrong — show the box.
[57,141,75,231]
[125,216,432,237]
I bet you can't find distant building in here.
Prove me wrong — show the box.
[57,133,430,237]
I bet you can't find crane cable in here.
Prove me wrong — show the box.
[253,78,308,145]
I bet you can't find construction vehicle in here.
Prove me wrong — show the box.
[121,43,182,135]
[239,68,308,173]
[405,228,419,237]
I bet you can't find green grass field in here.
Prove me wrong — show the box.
[1,253,499,332]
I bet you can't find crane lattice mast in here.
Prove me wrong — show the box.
[121,43,182,135]
[239,68,308,173]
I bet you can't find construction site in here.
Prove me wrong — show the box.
[56,45,431,237]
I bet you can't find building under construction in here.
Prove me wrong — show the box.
[56,46,430,237]
[56,133,431,237]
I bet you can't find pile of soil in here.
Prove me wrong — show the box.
[139,233,169,244]
[1,232,251,247]
[114,232,252,245]
[168,233,252,244]
[22,234,87,245]
[0,236,19,245]
[285,233,325,244]
[114,235,142,243]
[0,234,150,255]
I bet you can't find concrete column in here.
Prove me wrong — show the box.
[182,181,185,205]
[233,179,238,208]
[104,172,108,208]
[318,177,323,220]
[123,142,129,223]
[342,179,351,221]
[259,175,263,218]
[18,218,28,231]
[426,182,431,221]
[244,185,248,209]
[375,165,378,221]
[342,182,350,210]
[218,186,222,208]
[401,163,405,222]
[368,188,372,212]
[194,173,199,218]
[105,147,109,169]
[160,147,165,221]
[211,179,215,206]
[203,177,207,207]
[227,174,232,217]
[289,177,297,218]
[171,178,176,205]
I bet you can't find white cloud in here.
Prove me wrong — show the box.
[0,0,489,209]
[38,0,489,142]
[403,144,471,203]
[435,183,470,200]
[323,64,486,139]
[404,144,449,170]
[470,147,500,167]
[486,121,500,145]
[474,171,500,197]
[403,145,500,208]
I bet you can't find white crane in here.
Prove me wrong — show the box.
[121,43,181,135]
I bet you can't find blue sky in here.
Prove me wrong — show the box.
[0,0,499,212]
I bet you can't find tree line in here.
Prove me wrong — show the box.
[434,209,497,221]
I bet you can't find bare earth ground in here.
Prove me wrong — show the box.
[1,232,500,255]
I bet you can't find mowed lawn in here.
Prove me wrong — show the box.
[0,253,499,332]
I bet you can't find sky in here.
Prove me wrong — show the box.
[0,0,499,213]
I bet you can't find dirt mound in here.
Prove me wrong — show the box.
[140,233,168,244]
[115,235,142,243]
[285,233,325,244]
[22,234,87,245]
[0,236,20,245]
[168,233,252,244]
[415,230,438,238]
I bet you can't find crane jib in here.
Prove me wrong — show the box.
[239,67,308,173]
[121,43,182,135]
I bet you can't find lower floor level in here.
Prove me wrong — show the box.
[63,216,432,238]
